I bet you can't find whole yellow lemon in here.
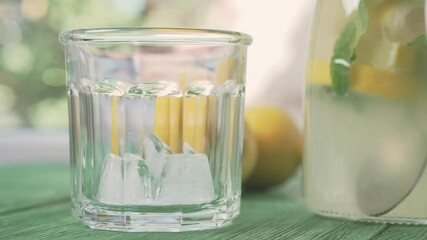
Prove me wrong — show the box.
[244,106,302,190]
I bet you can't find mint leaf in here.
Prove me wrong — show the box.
[330,0,369,95]
[407,34,427,48]
[407,34,427,79]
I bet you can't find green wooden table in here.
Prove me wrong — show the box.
[1,164,427,239]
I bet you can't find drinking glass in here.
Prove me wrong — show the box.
[60,28,252,231]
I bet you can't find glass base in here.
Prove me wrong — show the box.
[313,209,427,225]
[73,200,240,232]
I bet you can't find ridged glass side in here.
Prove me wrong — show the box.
[64,40,249,231]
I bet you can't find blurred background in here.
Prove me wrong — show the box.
[0,0,316,164]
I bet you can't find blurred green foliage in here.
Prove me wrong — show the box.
[0,0,148,129]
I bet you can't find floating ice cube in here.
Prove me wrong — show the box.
[144,134,174,179]
[97,154,151,205]
[157,154,214,205]
[97,154,124,205]
[123,154,151,205]
[143,134,174,198]
[381,1,424,43]
[185,80,227,96]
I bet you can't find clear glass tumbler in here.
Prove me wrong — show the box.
[304,0,427,224]
[59,28,252,232]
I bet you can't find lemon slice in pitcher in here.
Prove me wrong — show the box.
[309,60,416,101]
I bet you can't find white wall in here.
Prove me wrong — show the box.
[230,0,317,127]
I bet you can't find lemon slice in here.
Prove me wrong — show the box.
[309,60,416,101]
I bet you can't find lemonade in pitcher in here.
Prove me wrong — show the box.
[304,0,427,223]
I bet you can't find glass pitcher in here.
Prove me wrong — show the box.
[304,0,427,224]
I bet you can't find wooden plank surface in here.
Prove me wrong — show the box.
[0,164,69,214]
[376,225,427,240]
[1,164,427,239]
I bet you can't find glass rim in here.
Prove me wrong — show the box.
[59,27,252,46]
